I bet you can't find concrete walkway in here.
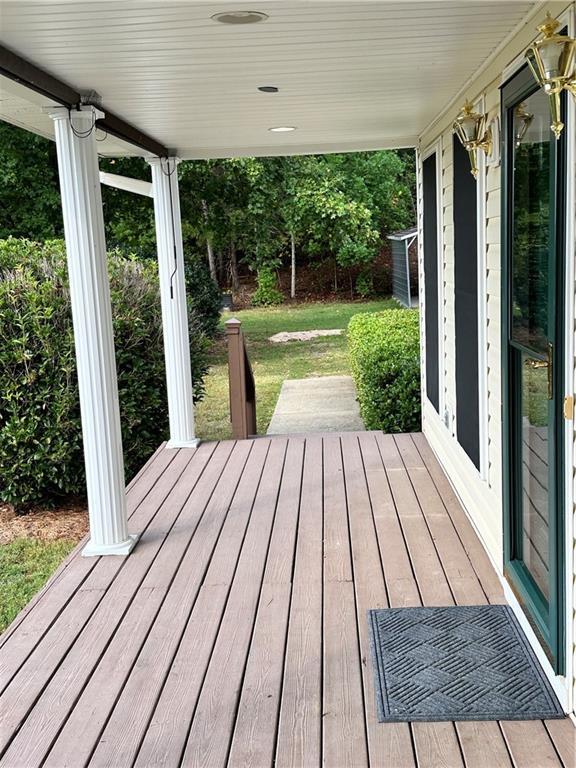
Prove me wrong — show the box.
[267,375,365,435]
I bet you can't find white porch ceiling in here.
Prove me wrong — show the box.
[0,0,539,159]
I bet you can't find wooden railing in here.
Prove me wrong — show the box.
[225,318,257,439]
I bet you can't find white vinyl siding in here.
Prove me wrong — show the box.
[418,0,575,716]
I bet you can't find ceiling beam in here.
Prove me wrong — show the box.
[0,43,169,158]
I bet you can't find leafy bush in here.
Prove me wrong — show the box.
[252,268,283,306]
[184,253,221,337]
[348,309,420,432]
[355,268,374,298]
[0,238,210,508]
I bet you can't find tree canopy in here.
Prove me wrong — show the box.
[0,120,416,296]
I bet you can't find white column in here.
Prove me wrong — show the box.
[149,157,198,448]
[49,106,138,556]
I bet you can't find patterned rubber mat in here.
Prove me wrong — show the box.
[368,605,564,722]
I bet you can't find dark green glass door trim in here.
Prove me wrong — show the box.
[501,64,566,673]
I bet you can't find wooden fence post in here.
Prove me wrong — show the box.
[225,318,257,439]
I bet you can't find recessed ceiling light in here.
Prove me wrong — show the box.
[258,86,279,93]
[269,126,297,132]
[211,11,268,24]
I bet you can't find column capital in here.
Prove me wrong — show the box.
[148,156,181,169]
[44,104,105,123]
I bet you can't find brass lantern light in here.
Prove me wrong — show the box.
[453,100,493,179]
[525,13,576,138]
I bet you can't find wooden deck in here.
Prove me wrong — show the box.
[0,432,573,768]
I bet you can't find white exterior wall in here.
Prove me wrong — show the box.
[418,1,575,715]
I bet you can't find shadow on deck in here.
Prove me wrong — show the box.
[0,432,573,767]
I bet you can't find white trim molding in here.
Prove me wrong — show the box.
[561,0,576,719]
[149,157,197,448]
[475,95,489,481]
[49,106,138,557]
[421,139,446,423]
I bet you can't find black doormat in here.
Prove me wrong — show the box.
[368,605,564,722]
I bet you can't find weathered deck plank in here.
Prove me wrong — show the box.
[275,437,323,768]
[0,432,572,768]
[87,440,253,768]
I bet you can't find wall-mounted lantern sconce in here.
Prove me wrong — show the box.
[514,102,534,147]
[453,100,493,179]
[525,13,576,138]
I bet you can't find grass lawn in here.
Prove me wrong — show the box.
[195,299,396,440]
[0,538,76,632]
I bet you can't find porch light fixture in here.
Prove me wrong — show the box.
[269,125,296,132]
[525,13,576,138]
[211,10,268,24]
[452,100,492,179]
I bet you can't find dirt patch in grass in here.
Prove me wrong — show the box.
[268,328,343,343]
[0,501,88,546]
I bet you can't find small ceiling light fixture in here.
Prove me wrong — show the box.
[211,10,268,24]
[524,13,576,138]
[269,125,297,132]
[453,100,493,179]
[258,86,279,93]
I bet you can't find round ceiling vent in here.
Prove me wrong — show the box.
[211,11,269,24]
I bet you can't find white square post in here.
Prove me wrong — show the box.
[149,157,198,448]
[49,106,138,556]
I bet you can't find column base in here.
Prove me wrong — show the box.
[166,438,201,450]
[82,533,140,558]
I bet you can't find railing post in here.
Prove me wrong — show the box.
[226,318,256,439]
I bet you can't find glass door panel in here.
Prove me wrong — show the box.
[502,64,566,671]
[511,90,550,355]
[520,353,550,601]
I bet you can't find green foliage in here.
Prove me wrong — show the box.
[184,253,222,336]
[0,122,62,240]
[0,538,76,632]
[355,269,374,298]
[348,310,421,432]
[100,157,156,257]
[252,268,283,306]
[0,238,210,507]
[1,120,417,298]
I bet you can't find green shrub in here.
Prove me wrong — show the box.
[355,268,374,298]
[348,309,420,432]
[184,253,221,337]
[252,268,283,306]
[0,238,210,508]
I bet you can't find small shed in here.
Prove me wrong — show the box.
[387,227,418,308]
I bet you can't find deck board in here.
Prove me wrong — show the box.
[0,431,573,768]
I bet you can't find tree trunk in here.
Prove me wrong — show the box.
[290,232,296,299]
[229,242,240,292]
[201,200,218,284]
[206,239,217,284]
[218,249,225,285]
[333,260,338,293]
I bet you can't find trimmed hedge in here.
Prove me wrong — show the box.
[0,238,211,508]
[348,309,421,432]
